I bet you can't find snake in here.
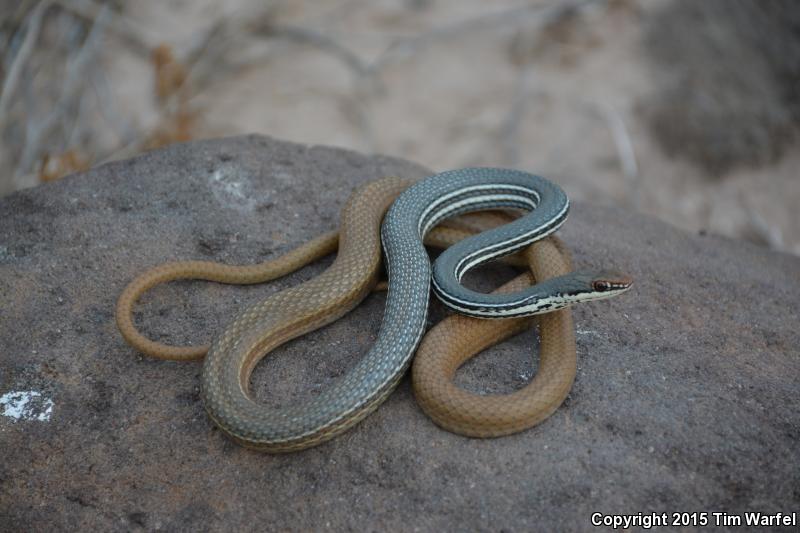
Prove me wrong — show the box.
[117,168,632,452]
[413,236,579,437]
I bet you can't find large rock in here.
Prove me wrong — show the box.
[1,135,798,531]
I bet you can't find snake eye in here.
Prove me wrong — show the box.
[593,280,611,292]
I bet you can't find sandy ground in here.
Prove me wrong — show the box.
[3,0,799,253]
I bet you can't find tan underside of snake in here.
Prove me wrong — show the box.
[116,178,576,439]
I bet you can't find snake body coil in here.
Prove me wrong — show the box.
[119,168,632,452]
[201,169,588,451]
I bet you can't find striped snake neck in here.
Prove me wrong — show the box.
[425,169,632,318]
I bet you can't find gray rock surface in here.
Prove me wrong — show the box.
[643,0,800,175]
[1,135,798,531]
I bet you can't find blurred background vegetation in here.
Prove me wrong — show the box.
[1,0,799,253]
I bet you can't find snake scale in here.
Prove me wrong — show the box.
[117,168,632,451]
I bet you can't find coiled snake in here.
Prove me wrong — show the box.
[117,168,631,451]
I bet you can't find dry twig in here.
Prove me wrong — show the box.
[601,105,638,180]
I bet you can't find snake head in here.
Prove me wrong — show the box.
[591,269,633,292]
[583,269,633,299]
[549,269,633,304]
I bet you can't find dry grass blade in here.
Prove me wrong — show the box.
[52,0,152,55]
[0,1,51,124]
[369,0,598,73]
[15,2,110,179]
[599,103,640,208]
